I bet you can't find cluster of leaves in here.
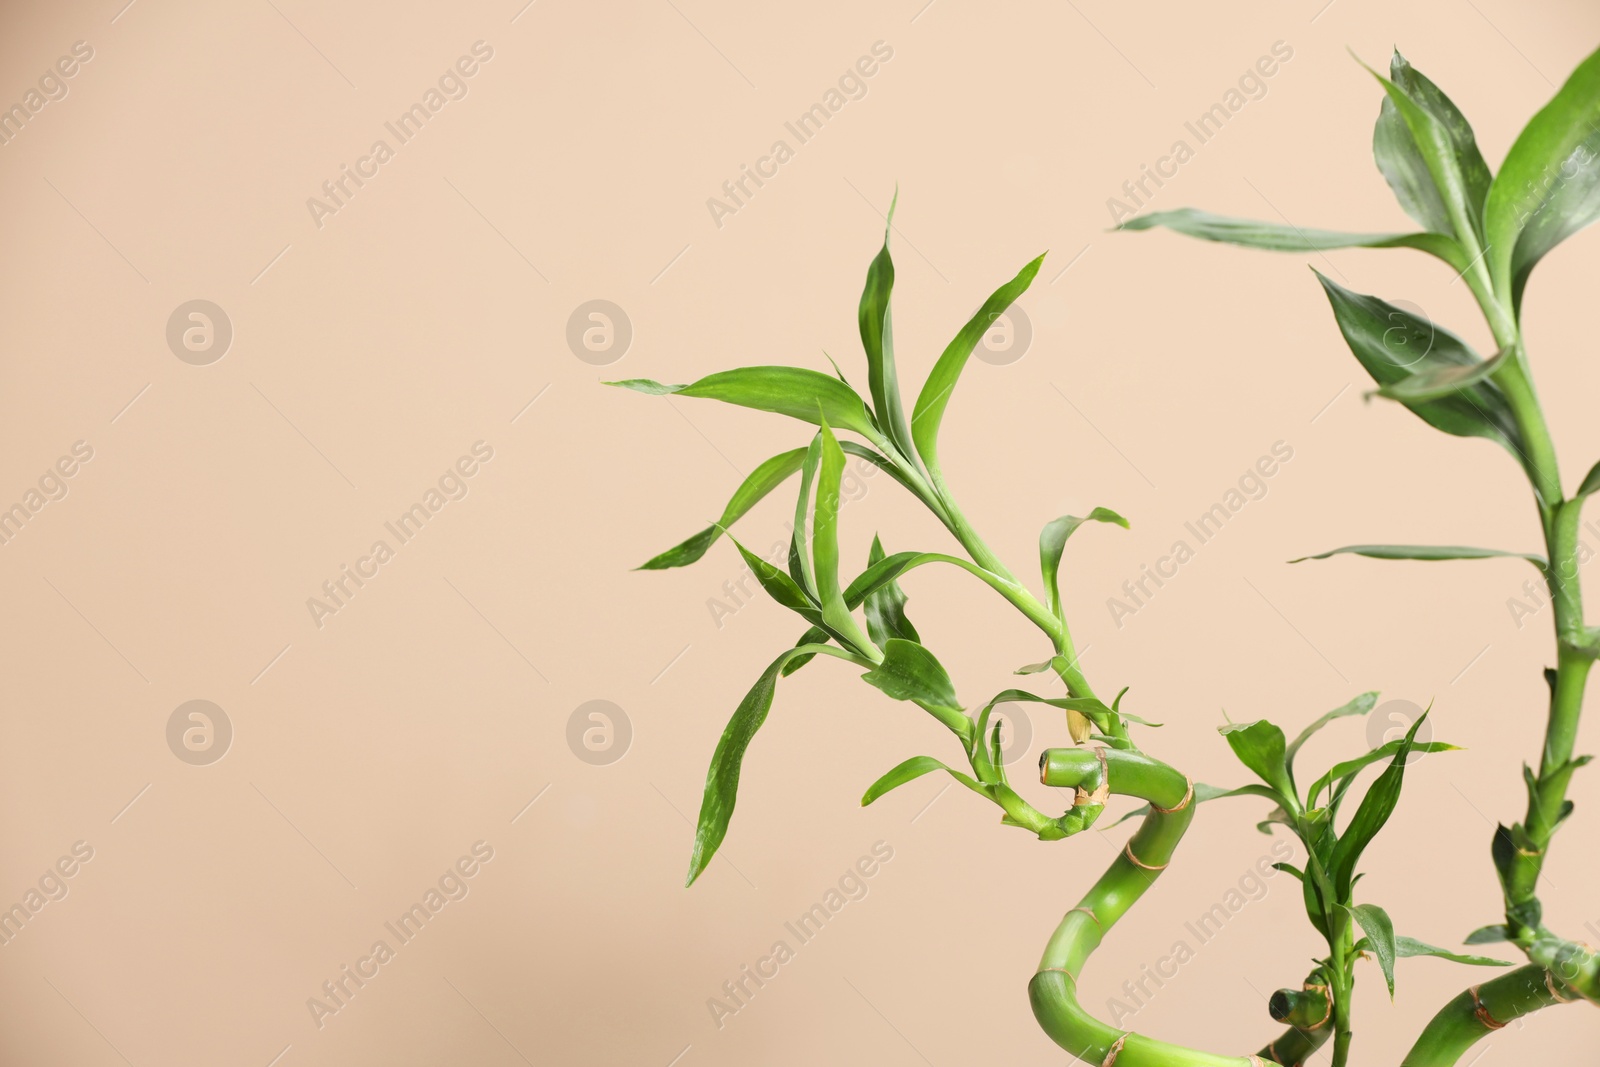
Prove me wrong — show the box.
[615,199,1138,885]
[1205,697,1507,998]
[1124,47,1600,499]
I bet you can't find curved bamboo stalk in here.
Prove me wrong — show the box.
[1031,747,1323,1066]
[1400,964,1571,1066]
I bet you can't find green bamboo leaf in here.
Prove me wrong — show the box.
[608,366,879,438]
[814,420,876,657]
[1302,833,1336,937]
[780,626,827,677]
[863,536,919,649]
[860,638,973,743]
[1344,903,1399,997]
[1219,719,1296,805]
[724,533,818,620]
[1308,738,1460,808]
[1039,507,1129,620]
[1331,714,1427,896]
[1369,51,1492,245]
[640,448,808,570]
[1292,544,1546,569]
[861,755,984,806]
[911,253,1046,476]
[1313,272,1528,469]
[1376,346,1513,402]
[858,191,917,460]
[1286,692,1379,771]
[1116,208,1468,271]
[1575,459,1600,499]
[976,688,1115,740]
[1272,861,1306,882]
[1395,936,1511,967]
[1484,44,1600,309]
[687,643,848,885]
[1110,782,1280,827]
[1464,924,1512,945]
[790,435,823,595]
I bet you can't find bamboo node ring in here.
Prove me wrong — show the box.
[1305,988,1333,1031]
[1151,776,1195,814]
[1546,970,1581,1004]
[1124,841,1169,871]
[1101,1034,1127,1067]
[1469,985,1506,1030]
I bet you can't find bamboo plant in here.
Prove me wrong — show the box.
[1124,43,1600,1063]
[609,44,1600,1066]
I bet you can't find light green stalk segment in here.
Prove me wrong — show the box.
[1030,748,1302,1065]
[1401,965,1567,1066]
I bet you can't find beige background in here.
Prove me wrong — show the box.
[1,0,1598,1063]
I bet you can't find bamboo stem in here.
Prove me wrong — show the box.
[1031,748,1300,1066]
[1400,965,1565,1066]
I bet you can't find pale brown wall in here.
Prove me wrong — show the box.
[1,0,1597,1063]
